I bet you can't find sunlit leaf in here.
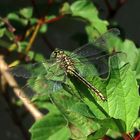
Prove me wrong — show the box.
[7,13,28,26]
[69,0,108,38]
[30,114,70,140]
[84,53,139,132]
[19,7,33,19]
[39,24,47,33]
[51,94,101,139]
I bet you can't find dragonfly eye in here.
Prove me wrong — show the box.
[51,50,59,58]
[51,51,57,58]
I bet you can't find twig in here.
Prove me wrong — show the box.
[0,55,43,120]
[103,0,128,19]
[2,18,20,48]
[30,0,64,51]
[25,21,41,53]
[44,15,64,24]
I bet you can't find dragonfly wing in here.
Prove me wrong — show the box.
[94,28,120,47]
[43,62,66,82]
[19,78,63,101]
[71,28,120,58]
[73,52,122,79]
[9,59,56,78]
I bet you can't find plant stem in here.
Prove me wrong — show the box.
[25,21,41,53]
[0,56,43,121]
[103,0,128,19]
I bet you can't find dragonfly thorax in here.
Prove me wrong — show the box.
[52,49,75,75]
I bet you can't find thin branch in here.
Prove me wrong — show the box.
[25,21,41,53]
[103,0,128,19]
[25,15,64,52]
[2,18,20,48]
[30,0,64,51]
[44,15,64,24]
[0,56,43,120]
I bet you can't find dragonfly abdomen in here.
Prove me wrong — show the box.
[71,70,106,101]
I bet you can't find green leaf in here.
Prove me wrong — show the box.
[103,37,140,81]
[61,1,108,41]
[87,127,108,140]
[51,94,101,139]
[7,13,20,21]
[60,2,71,14]
[30,114,70,140]
[121,40,139,69]
[70,0,98,20]
[18,41,28,52]
[108,39,139,70]
[7,13,28,26]
[5,29,14,40]
[48,127,70,140]
[70,0,108,35]
[27,51,46,62]
[0,27,6,38]
[29,18,38,25]
[133,117,140,131]
[84,53,139,132]
[39,24,47,33]
[35,102,60,115]
[19,7,33,19]
[133,49,140,80]
[106,129,122,139]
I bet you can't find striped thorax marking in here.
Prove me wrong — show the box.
[53,49,75,75]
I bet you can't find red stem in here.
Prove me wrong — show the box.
[134,132,140,140]
[45,15,64,24]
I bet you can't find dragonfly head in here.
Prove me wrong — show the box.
[51,48,64,58]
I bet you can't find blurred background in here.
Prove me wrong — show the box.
[0,0,140,140]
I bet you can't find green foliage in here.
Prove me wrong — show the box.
[19,7,33,19]
[30,114,70,140]
[61,0,108,41]
[0,0,140,140]
[28,53,139,139]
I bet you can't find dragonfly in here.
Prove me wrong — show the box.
[10,28,120,101]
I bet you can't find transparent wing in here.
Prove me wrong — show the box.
[9,59,57,79]
[12,61,67,101]
[73,53,109,79]
[71,28,120,58]
[73,51,122,79]
[19,79,63,101]
[94,28,120,47]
